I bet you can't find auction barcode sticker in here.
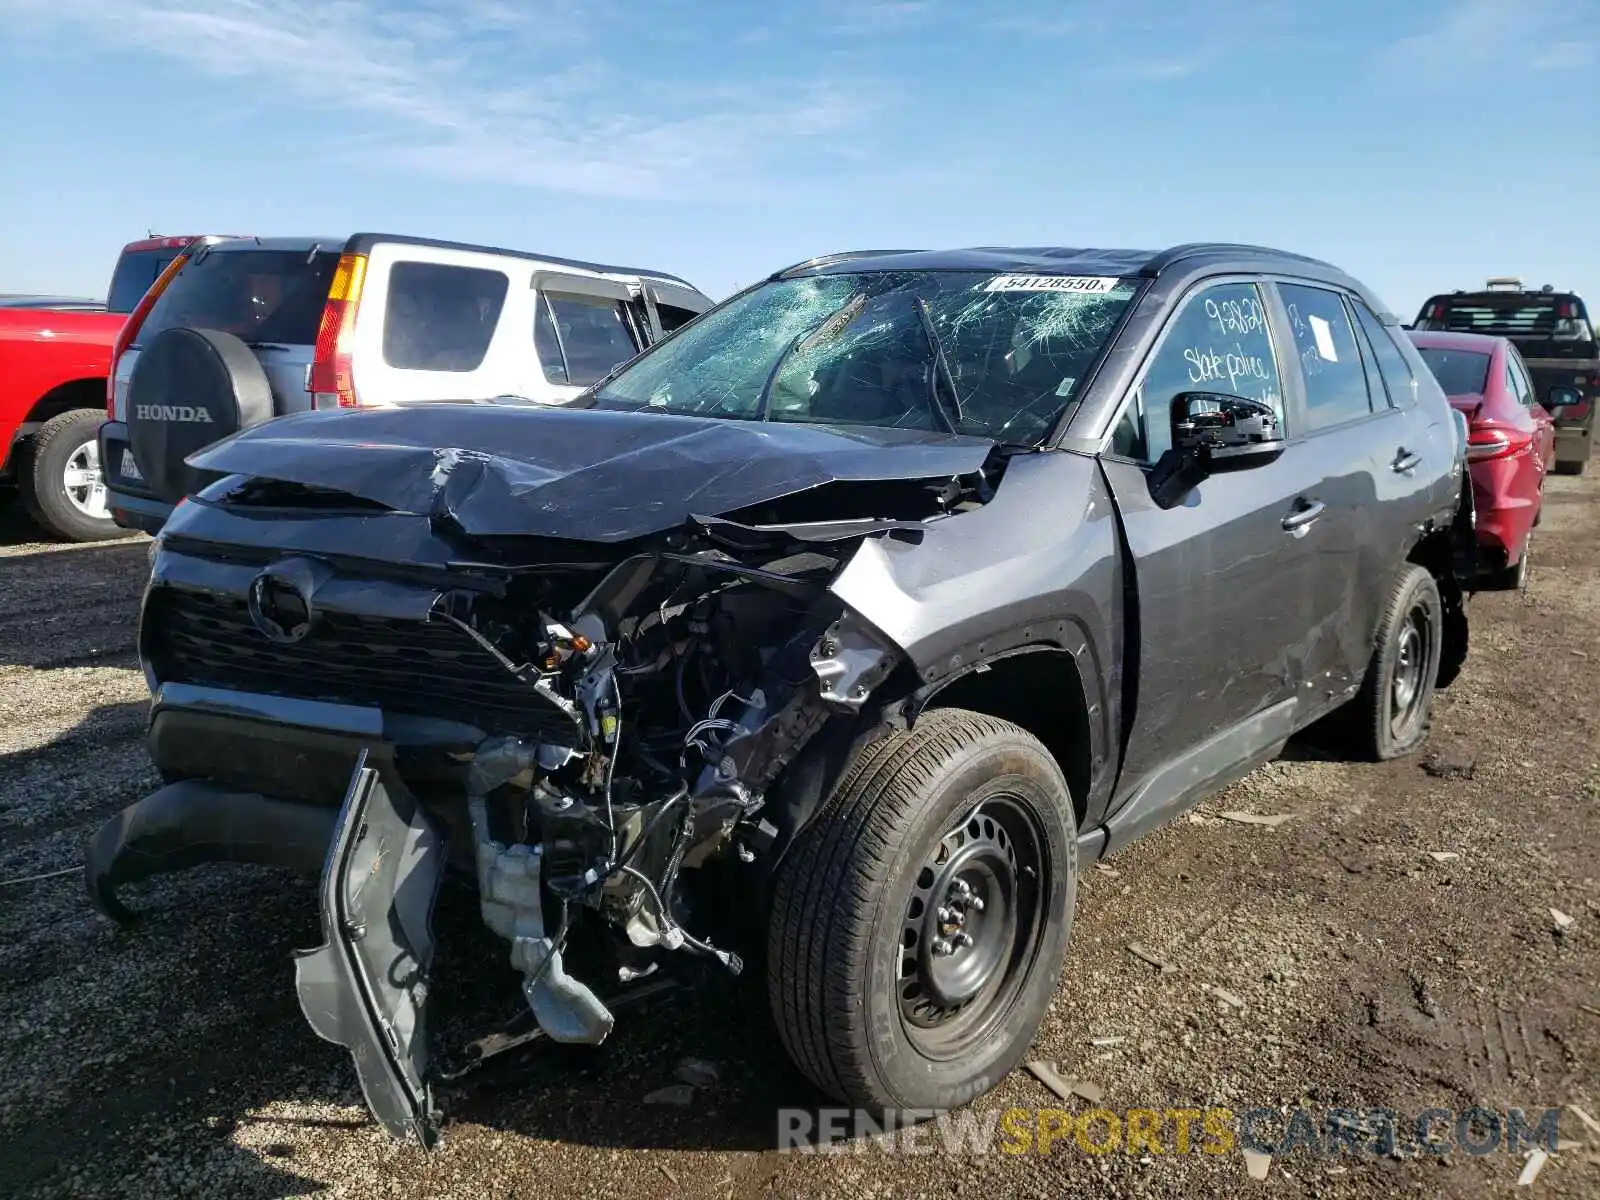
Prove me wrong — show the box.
[984,275,1122,294]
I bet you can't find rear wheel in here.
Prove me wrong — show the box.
[767,708,1077,1113]
[20,409,129,542]
[1342,565,1443,761]
[1554,459,1586,476]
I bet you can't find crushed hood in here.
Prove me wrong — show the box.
[187,405,997,541]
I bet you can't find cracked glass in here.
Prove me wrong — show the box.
[591,271,1138,444]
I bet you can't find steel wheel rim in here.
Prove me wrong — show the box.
[897,792,1047,1060]
[1390,606,1432,738]
[61,438,109,520]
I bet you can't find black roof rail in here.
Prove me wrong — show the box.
[1141,242,1340,276]
[773,249,924,278]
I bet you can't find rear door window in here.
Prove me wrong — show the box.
[534,291,642,386]
[1507,353,1537,408]
[382,262,509,372]
[1278,283,1376,431]
[135,248,339,345]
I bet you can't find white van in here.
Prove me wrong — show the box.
[100,233,713,533]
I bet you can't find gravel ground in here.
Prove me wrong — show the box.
[1,480,1597,1199]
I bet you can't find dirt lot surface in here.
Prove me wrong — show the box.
[1,479,1598,1200]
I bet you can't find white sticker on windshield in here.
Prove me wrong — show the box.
[984,275,1121,294]
[1308,314,1339,362]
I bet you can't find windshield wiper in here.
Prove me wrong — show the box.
[753,330,807,421]
[914,297,963,433]
[755,292,872,420]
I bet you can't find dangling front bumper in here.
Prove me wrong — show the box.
[293,750,446,1149]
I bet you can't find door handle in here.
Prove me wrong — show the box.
[1392,448,1422,473]
[1282,499,1326,532]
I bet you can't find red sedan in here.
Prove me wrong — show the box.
[1407,329,1555,588]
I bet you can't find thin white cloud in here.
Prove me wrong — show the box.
[987,2,1289,78]
[829,1,937,35]
[1376,0,1594,83]
[0,0,871,199]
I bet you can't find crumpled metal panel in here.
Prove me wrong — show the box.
[186,405,996,542]
[293,750,444,1148]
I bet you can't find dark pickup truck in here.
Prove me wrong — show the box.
[1414,279,1598,474]
[88,243,1471,1147]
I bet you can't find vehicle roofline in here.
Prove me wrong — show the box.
[1405,329,1507,349]
[1420,289,1590,304]
[118,235,217,252]
[1143,252,1393,320]
[0,294,105,307]
[768,242,1364,295]
[772,250,929,278]
[194,236,348,254]
[339,232,702,291]
[1139,242,1343,276]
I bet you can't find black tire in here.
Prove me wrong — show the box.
[19,409,130,542]
[1553,459,1586,476]
[767,708,1077,1114]
[1344,565,1444,761]
[125,326,275,504]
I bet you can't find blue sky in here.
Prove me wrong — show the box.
[1,0,1596,317]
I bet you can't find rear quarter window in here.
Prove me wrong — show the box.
[534,291,641,386]
[657,303,700,333]
[382,262,509,372]
[1349,298,1418,407]
[136,248,339,345]
[107,248,185,314]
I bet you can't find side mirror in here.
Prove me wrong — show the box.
[1546,385,1583,410]
[1171,391,1286,467]
[1148,391,1286,508]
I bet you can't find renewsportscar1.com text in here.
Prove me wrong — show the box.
[777,1105,1565,1158]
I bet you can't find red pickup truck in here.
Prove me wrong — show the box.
[1,237,206,541]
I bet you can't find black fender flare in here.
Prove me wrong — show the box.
[900,623,1115,825]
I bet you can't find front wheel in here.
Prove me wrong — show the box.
[1343,565,1444,761]
[19,409,130,542]
[767,708,1077,1113]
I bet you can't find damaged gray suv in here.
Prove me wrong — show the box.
[88,244,1472,1146]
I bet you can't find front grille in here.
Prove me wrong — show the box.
[147,586,577,740]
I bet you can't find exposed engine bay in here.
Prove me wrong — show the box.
[282,491,1001,1145]
[444,524,907,1009]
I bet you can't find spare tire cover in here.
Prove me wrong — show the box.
[125,326,276,504]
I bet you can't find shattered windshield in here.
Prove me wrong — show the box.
[590,270,1139,443]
